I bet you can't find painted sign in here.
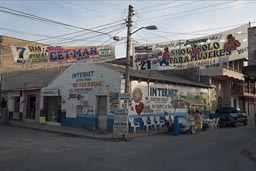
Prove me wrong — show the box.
[11,45,115,64]
[11,45,48,64]
[129,81,209,115]
[133,24,249,70]
[42,89,61,96]
[119,93,131,100]
[109,91,119,114]
[113,109,128,136]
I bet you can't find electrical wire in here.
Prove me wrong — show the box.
[47,22,126,45]
[143,1,254,22]
[0,20,125,47]
[137,1,178,11]
[52,24,126,45]
[52,1,119,20]
[90,0,123,12]
[0,6,115,37]
[138,1,200,14]
[142,1,232,21]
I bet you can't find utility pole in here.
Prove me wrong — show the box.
[125,5,134,94]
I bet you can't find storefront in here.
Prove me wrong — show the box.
[41,89,62,125]
[24,90,40,120]
[1,63,212,132]
[41,63,121,131]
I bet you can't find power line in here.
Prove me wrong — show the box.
[52,25,126,45]
[143,1,254,22]
[41,22,126,44]
[139,1,200,14]
[52,1,119,20]
[137,1,176,11]
[156,23,251,35]
[142,1,232,21]
[0,20,125,47]
[91,0,123,12]
[0,6,114,37]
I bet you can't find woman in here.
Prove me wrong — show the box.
[194,111,201,134]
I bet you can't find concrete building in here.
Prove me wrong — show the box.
[0,35,211,132]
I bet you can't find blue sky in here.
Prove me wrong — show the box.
[0,0,255,58]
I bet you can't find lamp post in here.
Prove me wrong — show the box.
[124,5,157,95]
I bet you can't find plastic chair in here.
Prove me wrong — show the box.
[214,117,220,129]
[142,117,152,132]
[128,118,140,133]
[149,116,159,130]
[155,116,165,129]
[208,118,216,130]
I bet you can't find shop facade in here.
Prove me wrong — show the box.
[2,63,211,132]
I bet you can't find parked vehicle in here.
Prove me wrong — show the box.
[210,107,248,127]
[178,115,196,134]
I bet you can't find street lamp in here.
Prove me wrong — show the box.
[125,25,157,94]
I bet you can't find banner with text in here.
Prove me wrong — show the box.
[11,45,115,64]
[133,24,249,70]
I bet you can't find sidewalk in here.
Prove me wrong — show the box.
[9,120,165,141]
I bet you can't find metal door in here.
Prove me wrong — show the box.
[97,96,108,130]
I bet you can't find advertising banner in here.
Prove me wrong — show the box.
[133,24,249,70]
[11,45,115,64]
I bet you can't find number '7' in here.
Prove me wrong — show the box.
[16,47,26,59]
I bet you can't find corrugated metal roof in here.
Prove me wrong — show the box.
[1,66,68,91]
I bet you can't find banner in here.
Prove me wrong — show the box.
[11,45,115,64]
[133,24,249,70]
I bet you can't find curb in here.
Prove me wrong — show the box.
[10,123,165,141]
[10,123,115,141]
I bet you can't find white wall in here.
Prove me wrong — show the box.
[43,63,121,118]
[129,81,209,115]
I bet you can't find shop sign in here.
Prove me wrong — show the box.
[11,45,115,64]
[133,24,249,70]
[119,93,131,99]
[113,109,128,136]
[42,89,61,96]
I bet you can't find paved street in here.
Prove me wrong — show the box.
[0,121,256,171]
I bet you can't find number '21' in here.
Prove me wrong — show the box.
[139,60,151,70]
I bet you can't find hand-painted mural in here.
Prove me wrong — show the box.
[129,81,209,115]
[11,45,115,64]
[11,45,48,64]
[133,24,249,70]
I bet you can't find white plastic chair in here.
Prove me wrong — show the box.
[214,117,220,129]
[155,116,165,129]
[208,118,216,130]
[128,118,140,133]
[142,117,152,132]
[150,116,159,130]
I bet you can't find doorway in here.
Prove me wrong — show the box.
[44,96,61,123]
[13,97,20,120]
[26,95,36,119]
[97,96,108,130]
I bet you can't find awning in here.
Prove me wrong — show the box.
[183,99,207,106]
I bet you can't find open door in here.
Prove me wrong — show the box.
[97,96,108,130]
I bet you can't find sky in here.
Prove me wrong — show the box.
[0,0,255,58]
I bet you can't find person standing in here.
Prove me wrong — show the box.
[1,97,8,125]
[194,110,201,134]
[254,113,256,128]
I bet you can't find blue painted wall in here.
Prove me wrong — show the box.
[60,111,187,132]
